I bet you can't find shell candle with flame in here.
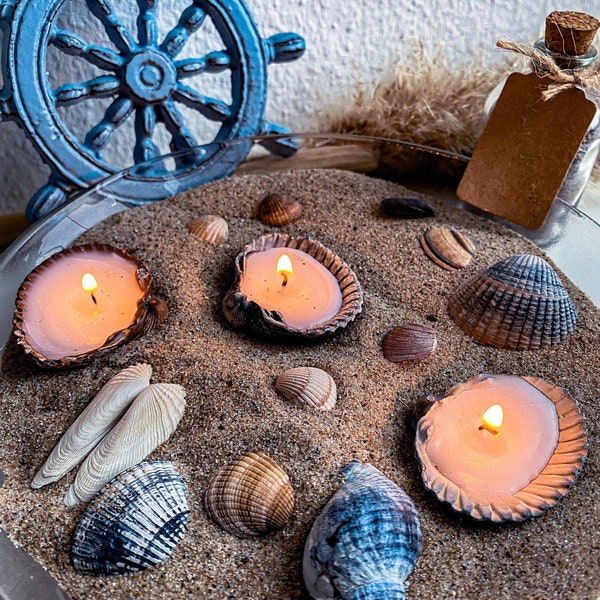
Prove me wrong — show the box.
[13,244,168,368]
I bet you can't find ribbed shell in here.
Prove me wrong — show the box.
[419,227,476,270]
[186,215,229,245]
[204,451,295,538]
[275,367,337,410]
[32,364,152,489]
[71,461,189,575]
[256,193,302,226]
[64,383,186,506]
[382,324,437,363]
[303,461,422,600]
[448,254,578,350]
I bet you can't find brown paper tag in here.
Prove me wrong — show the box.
[457,72,597,229]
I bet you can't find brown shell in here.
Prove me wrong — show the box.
[448,254,577,350]
[256,193,302,226]
[419,227,476,270]
[382,324,437,363]
[186,215,229,245]
[222,233,363,340]
[415,374,587,523]
[13,244,166,368]
[275,366,337,410]
[204,451,295,538]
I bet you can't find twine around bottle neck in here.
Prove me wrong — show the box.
[497,38,600,100]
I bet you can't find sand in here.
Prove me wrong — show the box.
[0,169,599,600]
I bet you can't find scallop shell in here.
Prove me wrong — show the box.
[276,367,337,410]
[64,383,186,506]
[13,243,167,368]
[204,451,295,538]
[186,215,229,244]
[71,461,189,575]
[222,233,363,340]
[419,227,476,270]
[415,374,587,523]
[448,254,578,350]
[382,324,437,363]
[256,193,302,226]
[303,461,422,600]
[32,364,152,489]
[380,197,434,219]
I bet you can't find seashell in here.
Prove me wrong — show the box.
[380,197,434,219]
[276,367,337,410]
[32,364,152,489]
[382,324,437,363]
[186,214,229,244]
[256,192,302,226]
[222,233,363,340]
[204,451,295,538]
[64,383,186,506]
[448,254,577,350]
[71,461,189,575]
[13,244,167,368]
[415,374,587,522]
[303,461,422,600]
[419,227,476,270]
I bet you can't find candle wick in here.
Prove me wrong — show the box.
[281,272,289,287]
[479,423,500,437]
[91,293,97,305]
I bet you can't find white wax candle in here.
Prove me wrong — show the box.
[424,375,559,497]
[21,247,146,359]
[239,248,343,329]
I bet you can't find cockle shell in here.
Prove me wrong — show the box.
[419,227,476,270]
[275,367,337,410]
[64,383,186,506]
[256,193,302,226]
[204,451,295,538]
[448,254,578,350]
[186,215,229,245]
[71,461,189,575]
[382,324,437,363]
[380,197,434,219]
[32,364,152,489]
[303,461,422,600]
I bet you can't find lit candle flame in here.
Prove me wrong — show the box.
[276,254,293,287]
[81,273,98,305]
[479,404,503,437]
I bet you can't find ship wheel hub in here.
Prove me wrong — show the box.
[124,50,176,103]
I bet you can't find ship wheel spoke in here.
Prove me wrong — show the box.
[157,100,201,166]
[53,75,121,106]
[160,3,206,58]
[84,97,133,157]
[173,84,231,122]
[175,51,230,80]
[136,0,158,47]
[51,29,123,72]
[85,0,137,54]
[133,106,161,164]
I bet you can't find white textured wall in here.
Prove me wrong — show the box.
[1,0,599,215]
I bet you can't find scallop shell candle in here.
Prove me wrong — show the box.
[13,244,167,367]
[415,374,587,523]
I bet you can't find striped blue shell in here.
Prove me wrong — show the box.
[71,461,189,575]
[303,461,422,600]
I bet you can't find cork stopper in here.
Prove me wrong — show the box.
[545,11,600,56]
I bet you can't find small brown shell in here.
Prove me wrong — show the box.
[419,227,476,270]
[186,215,229,245]
[382,324,437,363]
[275,367,337,410]
[204,451,295,538]
[256,193,302,226]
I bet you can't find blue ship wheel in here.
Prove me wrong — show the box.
[0,0,305,220]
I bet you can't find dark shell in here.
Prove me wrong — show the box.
[380,197,434,219]
[448,254,577,350]
[71,461,189,575]
[303,461,422,599]
[382,324,437,363]
[256,193,302,226]
[419,227,476,270]
[222,233,363,340]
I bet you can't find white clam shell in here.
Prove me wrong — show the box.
[63,383,186,506]
[31,364,152,489]
[275,367,337,411]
